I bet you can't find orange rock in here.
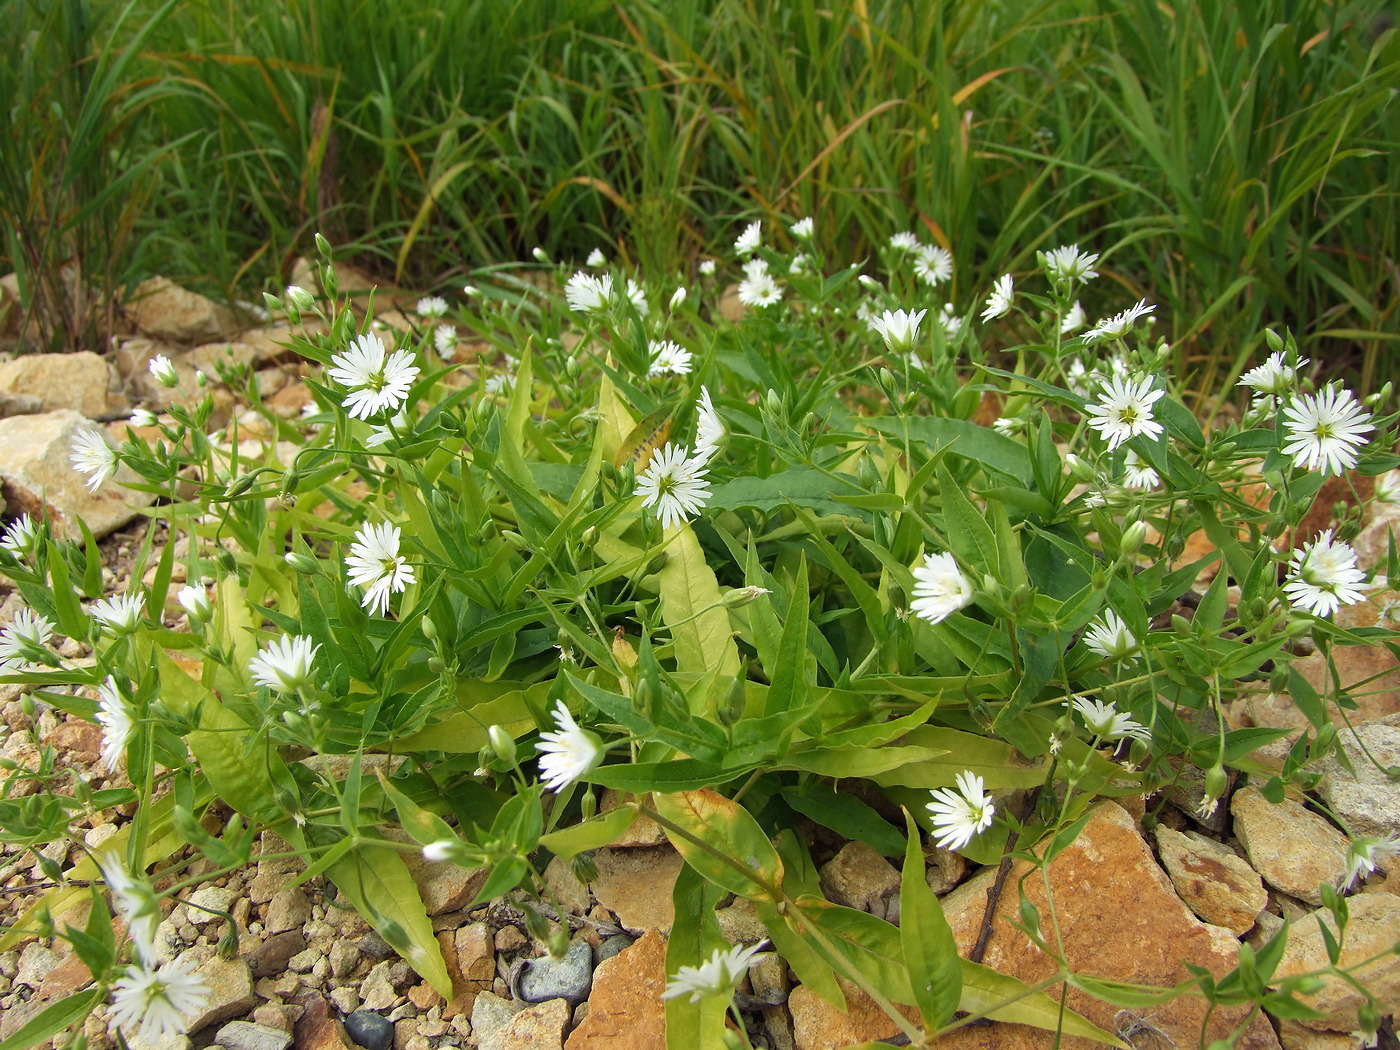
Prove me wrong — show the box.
[564,928,667,1049]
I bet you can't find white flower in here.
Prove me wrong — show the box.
[647,340,693,378]
[0,514,39,557]
[71,427,118,493]
[536,701,603,791]
[0,608,55,663]
[623,278,650,317]
[789,216,814,240]
[991,417,1022,437]
[249,635,320,692]
[97,850,161,965]
[433,324,458,358]
[130,408,160,428]
[108,958,210,1043]
[484,372,515,397]
[1284,530,1369,617]
[981,274,1014,321]
[89,594,145,635]
[870,308,927,354]
[926,771,996,851]
[789,253,811,275]
[936,303,964,340]
[1039,244,1099,284]
[698,259,717,276]
[1061,301,1087,336]
[909,552,974,626]
[1281,384,1374,477]
[694,388,724,464]
[177,585,212,623]
[365,409,410,448]
[742,257,770,280]
[1374,471,1400,506]
[586,248,607,267]
[737,271,782,308]
[1064,357,1090,396]
[636,443,711,530]
[148,354,179,388]
[1082,299,1155,343]
[345,522,416,616]
[888,232,920,252]
[662,942,769,1003]
[565,271,612,314]
[1239,351,1306,395]
[1072,695,1151,742]
[327,333,419,420]
[1122,449,1160,490]
[96,676,135,773]
[1083,610,1138,661]
[734,220,762,255]
[1343,834,1400,890]
[913,244,953,286]
[1085,374,1165,450]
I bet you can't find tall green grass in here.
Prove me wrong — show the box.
[2,0,1396,388]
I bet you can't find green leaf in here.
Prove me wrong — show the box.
[539,806,637,859]
[376,770,457,847]
[780,788,906,858]
[45,539,87,639]
[865,416,1034,484]
[0,987,103,1050]
[900,811,961,1030]
[757,899,845,1009]
[653,790,784,902]
[960,958,1128,1046]
[763,556,811,716]
[707,467,872,518]
[780,745,949,778]
[467,854,530,910]
[655,527,739,680]
[791,896,913,1003]
[327,843,452,997]
[872,727,1045,790]
[586,760,742,793]
[666,864,729,1050]
[936,463,998,577]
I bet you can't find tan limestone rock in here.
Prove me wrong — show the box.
[1317,716,1400,839]
[1232,787,1348,906]
[126,276,238,344]
[788,978,918,1050]
[500,997,570,1050]
[590,846,684,932]
[1154,825,1267,934]
[599,790,667,847]
[292,992,355,1050]
[542,854,592,916]
[393,827,488,915]
[0,351,113,418]
[0,409,155,539]
[1276,1019,1362,1049]
[564,928,667,1050]
[934,802,1280,1050]
[817,840,900,914]
[1272,892,1400,1032]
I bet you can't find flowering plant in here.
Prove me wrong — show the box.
[2,229,1396,1047]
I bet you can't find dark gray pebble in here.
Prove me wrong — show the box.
[595,934,633,965]
[345,1010,394,1050]
[515,936,594,1006]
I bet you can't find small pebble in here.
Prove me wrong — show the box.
[514,937,594,1006]
[345,1009,394,1050]
[595,934,632,965]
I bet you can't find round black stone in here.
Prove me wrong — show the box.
[345,1010,394,1050]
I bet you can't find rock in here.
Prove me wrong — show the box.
[190,340,261,378]
[185,885,235,926]
[293,992,355,1050]
[590,845,685,932]
[500,997,570,1049]
[1317,717,1400,838]
[472,990,525,1050]
[0,391,44,417]
[185,951,257,1031]
[215,1020,294,1050]
[595,935,632,966]
[925,845,967,895]
[715,897,767,946]
[396,831,489,915]
[818,840,900,914]
[48,717,104,762]
[244,931,307,978]
[1232,787,1349,906]
[0,410,155,539]
[358,931,396,961]
[345,1009,395,1050]
[748,952,788,1005]
[36,944,95,1000]
[1154,825,1267,934]
[266,885,312,933]
[1290,585,1400,725]
[599,790,667,847]
[289,947,322,973]
[453,922,495,990]
[331,986,362,1014]
[1271,892,1400,1032]
[563,928,667,1050]
[542,855,591,916]
[360,959,401,1011]
[496,926,529,954]
[126,276,238,344]
[934,802,1280,1050]
[515,937,593,1006]
[329,939,361,979]
[0,351,113,418]
[788,978,918,1049]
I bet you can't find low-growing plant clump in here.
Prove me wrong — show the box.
[1,225,1399,1048]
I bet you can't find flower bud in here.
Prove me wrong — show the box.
[149,354,180,389]
[669,286,687,311]
[1121,520,1148,556]
[857,274,881,291]
[284,551,319,574]
[570,852,599,885]
[285,285,316,313]
[423,839,465,864]
[263,291,284,316]
[314,231,333,259]
[488,725,518,766]
[580,787,597,821]
[177,585,213,623]
[532,247,550,263]
[723,585,771,608]
[1264,328,1283,352]
[1063,453,1097,482]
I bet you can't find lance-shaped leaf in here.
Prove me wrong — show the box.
[653,790,784,903]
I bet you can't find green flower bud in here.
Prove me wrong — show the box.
[488,725,517,766]
[284,551,319,574]
[1121,520,1148,556]
[314,231,333,259]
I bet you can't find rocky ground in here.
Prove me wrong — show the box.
[1,274,1399,1050]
